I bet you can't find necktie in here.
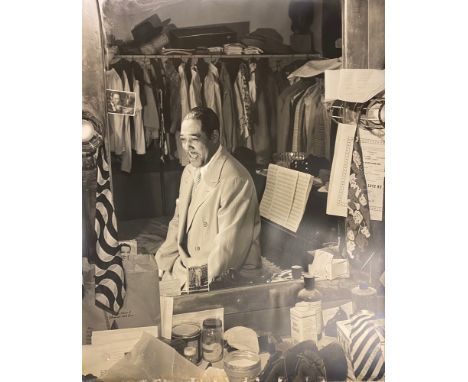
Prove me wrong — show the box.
[193,168,201,189]
[94,144,126,315]
[349,311,385,380]
[345,126,372,264]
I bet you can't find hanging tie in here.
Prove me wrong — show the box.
[345,124,372,264]
[94,144,126,315]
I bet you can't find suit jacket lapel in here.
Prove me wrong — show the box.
[178,166,194,244]
[185,147,228,233]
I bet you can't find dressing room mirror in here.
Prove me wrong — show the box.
[98,0,344,295]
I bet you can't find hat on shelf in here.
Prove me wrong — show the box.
[241,28,291,54]
[131,13,171,44]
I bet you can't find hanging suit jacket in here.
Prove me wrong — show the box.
[155,146,262,288]
[219,62,238,152]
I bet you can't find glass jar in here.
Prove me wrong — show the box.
[224,350,261,382]
[172,322,202,365]
[201,318,223,363]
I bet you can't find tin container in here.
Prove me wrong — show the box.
[172,323,202,365]
[224,350,261,382]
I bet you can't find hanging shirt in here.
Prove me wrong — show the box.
[131,76,145,155]
[203,62,223,137]
[142,66,160,143]
[219,62,238,152]
[176,62,190,166]
[179,63,190,118]
[276,80,312,153]
[120,70,132,173]
[189,66,203,108]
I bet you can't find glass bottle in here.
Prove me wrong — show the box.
[201,318,223,362]
[297,274,323,340]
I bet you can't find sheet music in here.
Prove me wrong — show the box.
[260,164,313,233]
[327,123,357,217]
[360,127,385,221]
[285,172,313,232]
[325,69,385,103]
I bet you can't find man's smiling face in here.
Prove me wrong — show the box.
[180,118,217,168]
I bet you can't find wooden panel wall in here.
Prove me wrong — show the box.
[343,0,385,69]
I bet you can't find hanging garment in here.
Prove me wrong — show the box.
[189,65,203,108]
[179,63,190,118]
[164,60,181,134]
[300,81,322,152]
[264,66,280,153]
[176,62,190,166]
[151,58,173,160]
[120,70,132,172]
[250,63,271,165]
[291,83,317,152]
[106,68,125,154]
[131,75,146,155]
[94,144,126,315]
[204,62,223,135]
[345,127,372,262]
[234,62,253,149]
[349,311,385,380]
[308,92,331,160]
[219,62,238,152]
[142,66,160,143]
[276,80,312,153]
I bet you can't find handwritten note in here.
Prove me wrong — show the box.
[260,164,313,233]
[327,123,357,217]
[325,69,385,103]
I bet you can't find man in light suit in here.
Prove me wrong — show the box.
[155,106,262,289]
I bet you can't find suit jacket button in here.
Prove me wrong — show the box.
[195,246,200,251]
[203,221,208,227]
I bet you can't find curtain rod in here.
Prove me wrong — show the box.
[115,53,322,59]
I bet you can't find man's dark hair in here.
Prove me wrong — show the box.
[183,106,219,139]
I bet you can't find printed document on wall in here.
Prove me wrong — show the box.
[325,69,385,103]
[359,128,385,221]
[327,123,357,217]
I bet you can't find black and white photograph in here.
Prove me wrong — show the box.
[81,0,389,380]
[106,89,136,116]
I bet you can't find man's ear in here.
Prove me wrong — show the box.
[210,129,220,144]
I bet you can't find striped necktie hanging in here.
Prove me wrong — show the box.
[94,144,126,315]
[349,311,385,381]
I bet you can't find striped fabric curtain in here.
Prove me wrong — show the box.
[94,144,126,315]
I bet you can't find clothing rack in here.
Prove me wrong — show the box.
[115,53,322,60]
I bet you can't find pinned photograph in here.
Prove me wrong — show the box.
[106,89,136,116]
[119,240,137,259]
[188,264,209,293]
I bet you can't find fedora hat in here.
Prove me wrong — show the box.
[131,13,171,44]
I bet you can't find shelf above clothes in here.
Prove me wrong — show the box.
[115,53,322,60]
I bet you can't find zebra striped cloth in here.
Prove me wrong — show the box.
[94,144,126,315]
[349,311,385,381]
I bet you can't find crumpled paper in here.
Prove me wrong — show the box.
[224,326,259,354]
[102,332,203,381]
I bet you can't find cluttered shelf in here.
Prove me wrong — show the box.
[115,53,323,60]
